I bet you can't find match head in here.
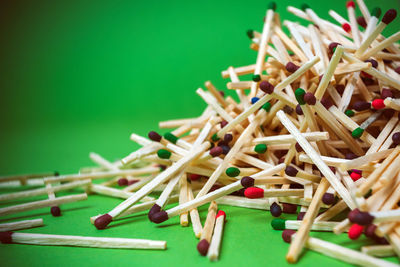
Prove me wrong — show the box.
[335,84,345,95]
[94,214,113,230]
[295,88,306,105]
[262,102,272,112]
[382,9,397,25]
[348,208,360,222]
[226,167,240,177]
[345,153,357,160]
[224,133,233,143]
[163,132,178,144]
[351,127,364,139]
[197,239,210,256]
[350,171,362,181]
[300,3,310,11]
[254,144,267,154]
[157,149,172,159]
[244,187,263,199]
[151,211,169,224]
[381,88,393,99]
[328,42,341,54]
[117,178,128,186]
[372,99,386,110]
[392,132,400,145]
[348,224,364,240]
[345,109,355,117]
[216,210,226,219]
[295,104,303,115]
[284,105,294,114]
[221,145,230,155]
[252,74,261,82]
[240,176,255,188]
[364,224,377,238]
[371,7,382,18]
[365,59,378,68]
[148,204,162,222]
[342,23,351,33]
[188,173,202,181]
[395,66,400,74]
[353,101,371,111]
[271,218,286,230]
[148,131,162,142]
[285,62,299,73]
[209,146,223,157]
[322,193,335,205]
[357,16,367,28]
[297,212,306,220]
[246,29,254,39]
[295,142,303,152]
[0,231,13,244]
[267,1,277,11]
[259,81,274,94]
[321,97,333,109]
[282,203,297,214]
[303,92,316,105]
[285,166,298,177]
[353,211,374,225]
[251,97,260,104]
[282,229,296,243]
[211,133,220,142]
[346,1,355,9]
[270,202,282,217]
[50,206,61,217]
[220,120,228,128]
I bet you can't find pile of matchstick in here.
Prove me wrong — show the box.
[1,0,400,265]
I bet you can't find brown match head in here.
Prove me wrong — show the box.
[365,59,378,68]
[357,16,367,28]
[282,203,297,214]
[148,131,162,142]
[321,97,333,109]
[352,101,371,111]
[223,133,233,143]
[328,42,341,53]
[270,202,282,217]
[297,212,305,220]
[295,104,303,115]
[285,62,299,73]
[50,206,61,217]
[148,204,161,222]
[259,81,274,94]
[348,208,360,223]
[303,92,316,105]
[295,142,303,152]
[240,176,255,188]
[197,239,210,256]
[220,120,228,128]
[345,153,357,160]
[94,214,113,230]
[364,224,377,238]
[0,231,13,244]
[285,166,298,177]
[282,229,296,243]
[335,84,345,95]
[395,66,400,74]
[381,88,393,99]
[209,146,223,157]
[151,211,169,224]
[117,178,128,186]
[353,212,375,225]
[322,193,335,205]
[392,132,400,145]
[382,9,397,24]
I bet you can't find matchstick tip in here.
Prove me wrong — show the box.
[267,2,277,11]
[300,4,309,11]
[356,16,367,28]
[382,9,397,25]
[270,202,282,217]
[295,88,306,105]
[297,212,306,220]
[295,142,303,152]
[351,127,364,139]
[295,104,303,115]
[252,74,261,82]
[254,144,267,154]
[240,176,255,188]
[210,146,223,157]
[244,187,264,199]
[284,166,298,177]
[282,229,296,243]
[50,206,62,217]
[0,231,13,244]
[259,81,274,94]
[246,29,254,39]
[224,133,233,143]
[271,218,286,230]
[225,167,240,177]
[163,132,178,144]
[365,59,378,68]
[321,97,333,109]
[322,193,335,205]
[262,102,272,112]
[345,109,355,117]
[395,66,400,74]
[371,7,381,18]
[251,97,260,104]
[216,210,226,219]
[282,203,297,214]
[328,42,341,54]
[381,88,393,99]
[341,23,351,33]
[211,133,221,142]
[285,62,299,73]
[303,92,316,105]
[151,211,169,224]
[348,224,364,240]
[157,149,172,159]
[352,211,374,226]
[148,131,162,142]
[364,224,377,238]
[392,132,400,145]
[348,208,360,223]
[197,239,210,256]
[94,214,113,230]
[352,101,371,111]
[346,1,355,9]
[148,204,162,222]
[117,178,129,186]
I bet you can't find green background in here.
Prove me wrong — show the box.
[0,0,399,266]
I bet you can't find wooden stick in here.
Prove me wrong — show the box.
[197,201,218,255]
[0,219,44,231]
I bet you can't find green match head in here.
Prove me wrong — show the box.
[371,7,381,18]
[352,127,364,139]
[252,74,261,82]
[164,132,179,144]
[295,88,306,105]
[262,102,272,112]
[212,133,220,142]
[301,3,310,11]
[271,218,286,230]
[246,29,254,39]
[157,149,172,159]
[254,144,267,154]
[345,109,355,117]
[226,167,240,177]
[267,2,277,11]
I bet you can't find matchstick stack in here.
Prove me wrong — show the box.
[1,0,400,265]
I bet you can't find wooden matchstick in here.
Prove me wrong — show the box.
[0,219,44,232]
[207,210,226,261]
[272,219,343,232]
[197,201,218,256]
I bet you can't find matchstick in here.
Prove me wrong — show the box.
[244,187,304,199]
[361,245,395,257]
[207,210,226,261]
[346,1,360,46]
[0,232,166,250]
[0,219,44,232]
[197,201,218,256]
[187,181,203,238]
[272,219,343,232]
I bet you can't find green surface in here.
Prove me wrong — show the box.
[1,0,400,266]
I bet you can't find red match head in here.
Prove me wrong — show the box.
[348,224,364,240]
[371,99,385,110]
[244,187,264,199]
[346,1,355,9]
[216,210,226,219]
[94,214,113,230]
[350,172,362,181]
[342,23,351,33]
